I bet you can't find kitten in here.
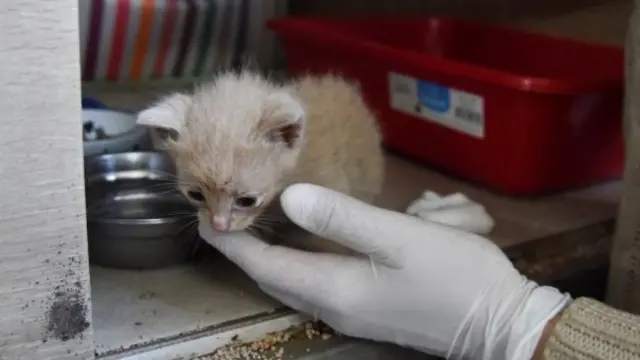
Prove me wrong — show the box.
[136,71,384,254]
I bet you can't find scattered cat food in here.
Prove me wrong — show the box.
[199,321,336,360]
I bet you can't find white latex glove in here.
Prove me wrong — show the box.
[199,184,571,360]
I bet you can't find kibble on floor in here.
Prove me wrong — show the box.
[198,321,337,360]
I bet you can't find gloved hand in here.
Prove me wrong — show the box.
[199,184,571,360]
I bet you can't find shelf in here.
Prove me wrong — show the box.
[91,250,283,357]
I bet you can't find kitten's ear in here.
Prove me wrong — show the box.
[260,91,306,149]
[136,93,192,138]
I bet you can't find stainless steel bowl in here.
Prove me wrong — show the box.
[84,151,199,269]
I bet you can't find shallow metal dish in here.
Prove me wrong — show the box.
[84,151,199,269]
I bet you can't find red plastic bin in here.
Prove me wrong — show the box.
[267,16,625,196]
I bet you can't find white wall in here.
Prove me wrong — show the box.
[0,0,94,359]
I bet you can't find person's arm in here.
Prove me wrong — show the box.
[533,298,640,360]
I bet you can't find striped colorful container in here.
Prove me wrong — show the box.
[79,0,286,82]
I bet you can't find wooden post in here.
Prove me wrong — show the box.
[0,0,94,358]
[606,0,640,314]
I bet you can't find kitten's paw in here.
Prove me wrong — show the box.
[406,191,495,235]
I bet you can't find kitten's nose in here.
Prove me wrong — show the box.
[211,215,230,232]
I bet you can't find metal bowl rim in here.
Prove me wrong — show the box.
[85,151,195,226]
[86,215,195,226]
[84,150,173,164]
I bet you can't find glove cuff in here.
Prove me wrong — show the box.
[447,277,570,360]
[504,285,572,360]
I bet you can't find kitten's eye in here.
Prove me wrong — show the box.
[235,196,258,208]
[186,190,205,202]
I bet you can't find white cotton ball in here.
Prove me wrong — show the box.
[416,203,495,235]
[405,190,496,235]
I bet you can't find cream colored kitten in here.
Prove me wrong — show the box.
[136,71,384,254]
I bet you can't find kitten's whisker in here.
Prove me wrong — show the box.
[177,218,200,234]
[260,209,288,218]
[151,189,184,197]
[147,169,180,180]
[148,183,183,194]
[257,217,286,224]
[185,220,200,238]
[148,178,178,185]
[253,217,287,227]
[150,188,180,194]
[148,184,179,191]
[256,213,286,220]
[255,213,288,223]
[177,182,199,188]
[253,221,281,230]
[249,223,283,240]
[166,212,198,218]
[180,220,203,257]
[167,210,198,215]
[144,170,199,189]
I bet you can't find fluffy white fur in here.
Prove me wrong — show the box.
[137,71,384,254]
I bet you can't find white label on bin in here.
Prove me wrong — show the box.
[388,72,485,138]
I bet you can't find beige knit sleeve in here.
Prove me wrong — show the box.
[543,297,640,360]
